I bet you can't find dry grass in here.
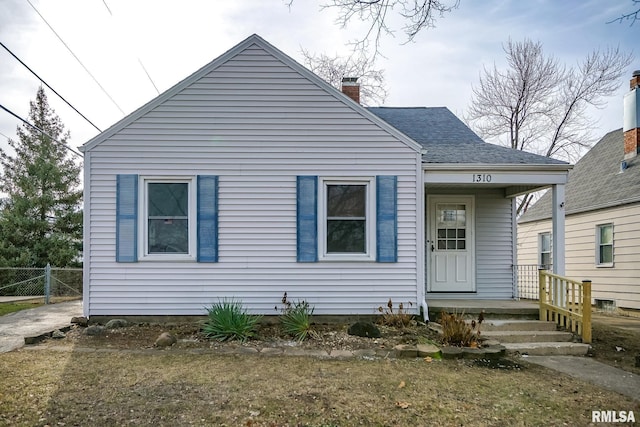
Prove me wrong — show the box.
[590,320,640,375]
[1,343,638,426]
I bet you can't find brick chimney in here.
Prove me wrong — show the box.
[623,70,640,159]
[341,77,360,104]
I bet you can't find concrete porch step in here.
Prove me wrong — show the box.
[428,299,539,321]
[504,342,590,356]
[481,330,574,343]
[477,320,558,332]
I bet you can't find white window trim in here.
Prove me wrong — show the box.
[538,232,552,269]
[138,176,197,262]
[596,223,614,268]
[318,177,376,262]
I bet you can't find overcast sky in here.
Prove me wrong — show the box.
[0,0,637,157]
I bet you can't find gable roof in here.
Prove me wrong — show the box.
[368,107,568,165]
[519,129,640,223]
[81,34,421,153]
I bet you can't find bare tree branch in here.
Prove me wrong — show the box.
[289,0,458,57]
[466,39,632,214]
[607,0,640,25]
[301,48,388,105]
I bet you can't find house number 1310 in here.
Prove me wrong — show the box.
[473,174,491,183]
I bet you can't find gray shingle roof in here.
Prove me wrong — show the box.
[519,129,640,223]
[368,107,567,165]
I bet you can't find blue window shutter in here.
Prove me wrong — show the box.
[116,174,138,262]
[197,175,219,262]
[297,176,318,262]
[376,176,398,262]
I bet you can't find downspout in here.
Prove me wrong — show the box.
[417,149,429,321]
[81,149,90,318]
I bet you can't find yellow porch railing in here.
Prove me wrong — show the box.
[539,270,592,344]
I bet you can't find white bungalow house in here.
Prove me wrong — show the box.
[518,71,640,310]
[80,34,571,319]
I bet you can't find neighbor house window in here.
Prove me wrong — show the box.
[539,232,551,269]
[319,178,375,260]
[140,177,196,260]
[596,223,613,267]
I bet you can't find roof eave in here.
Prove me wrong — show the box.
[422,163,573,171]
[519,195,640,224]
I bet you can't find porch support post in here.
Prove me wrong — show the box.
[551,184,566,276]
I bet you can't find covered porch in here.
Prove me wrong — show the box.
[422,164,571,302]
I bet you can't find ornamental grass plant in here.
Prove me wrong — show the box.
[278,292,315,341]
[202,299,262,342]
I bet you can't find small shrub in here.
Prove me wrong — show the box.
[277,292,315,341]
[377,298,413,328]
[439,311,484,347]
[202,299,262,342]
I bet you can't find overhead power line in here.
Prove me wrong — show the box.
[0,103,83,158]
[26,0,126,115]
[101,0,160,95]
[0,130,12,141]
[0,41,102,133]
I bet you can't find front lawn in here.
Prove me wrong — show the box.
[0,300,43,316]
[1,346,637,426]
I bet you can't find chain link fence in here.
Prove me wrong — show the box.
[0,265,82,303]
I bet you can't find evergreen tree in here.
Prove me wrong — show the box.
[0,87,82,267]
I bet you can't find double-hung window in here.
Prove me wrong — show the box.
[141,177,196,261]
[596,223,613,267]
[319,178,375,260]
[296,175,396,263]
[539,232,551,270]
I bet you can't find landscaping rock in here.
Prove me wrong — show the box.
[441,346,464,359]
[636,355,640,368]
[347,321,381,338]
[441,345,506,360]
[51,329,66,339]
[84,325,105,336]
[71,316,89,327]
[416,343,441,358]
[154,332,177,348]
[394,344,418,358]
[105,319,129,329]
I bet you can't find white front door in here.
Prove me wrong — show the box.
[427,196,475,292]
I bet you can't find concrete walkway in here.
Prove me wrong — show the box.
[524,355,640,401]
[0,300,82,353]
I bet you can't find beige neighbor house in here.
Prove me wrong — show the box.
[518,71,640,310]
[80,34,572,319]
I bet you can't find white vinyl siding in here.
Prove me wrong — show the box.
[518,204,640,310]
[426,189,514,299]
[85,44,419,316]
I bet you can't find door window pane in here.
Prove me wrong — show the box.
[435,203,467,251]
